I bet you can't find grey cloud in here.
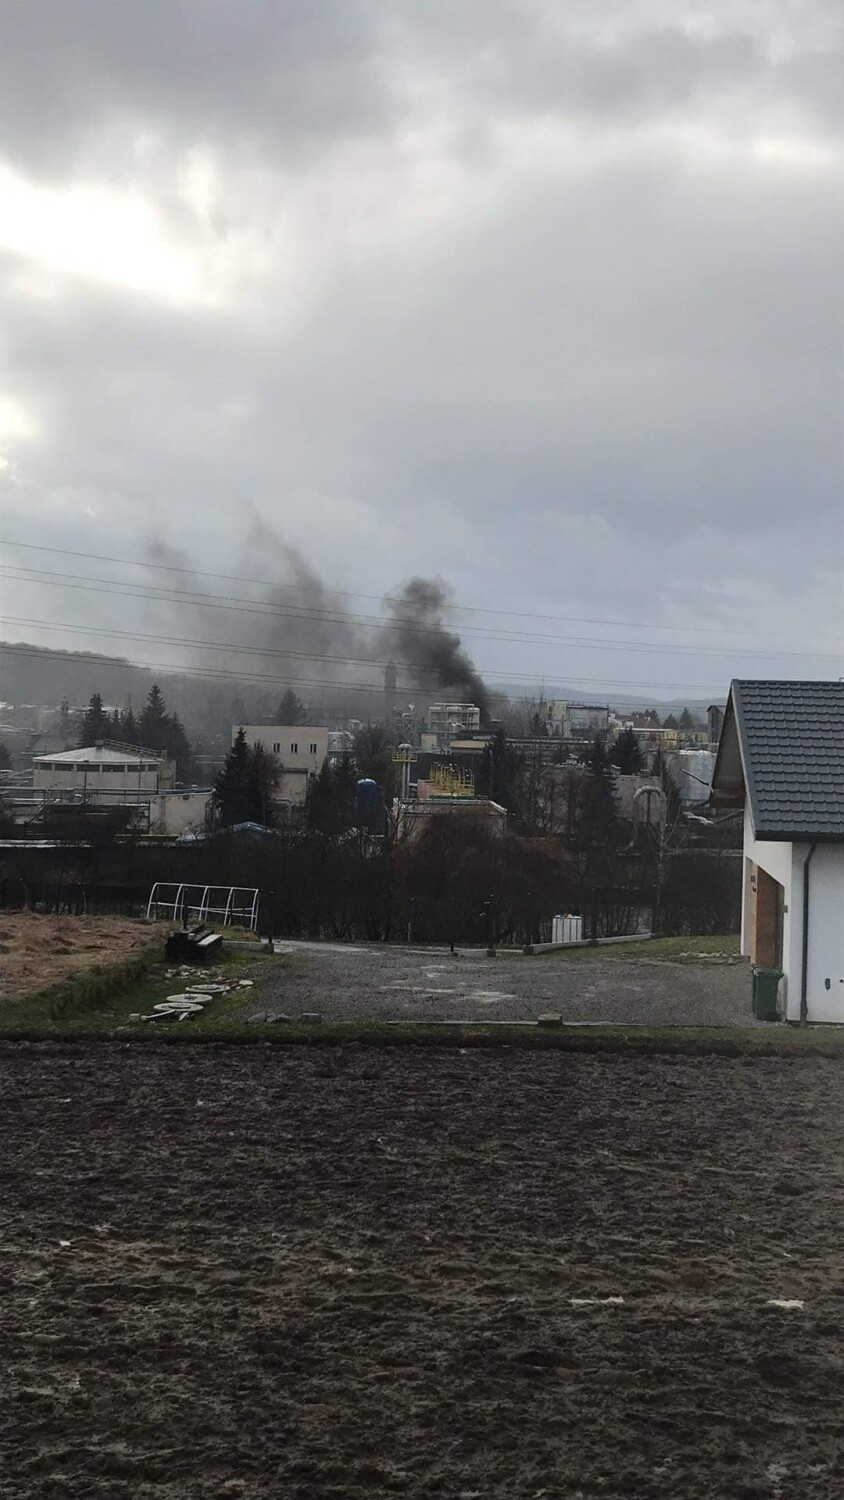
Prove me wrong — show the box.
[0,0,841,699]
[0,0,394,172]
[3,0,843,177]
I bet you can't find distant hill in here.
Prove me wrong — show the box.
[0,641,725,733]
[0,641,155,707]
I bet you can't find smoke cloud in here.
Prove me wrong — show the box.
[141,529,488,723]
[381,577,489,718]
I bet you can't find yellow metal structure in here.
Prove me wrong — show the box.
[429,762,475,797]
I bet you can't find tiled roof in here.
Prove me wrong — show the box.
[731,680,844,840]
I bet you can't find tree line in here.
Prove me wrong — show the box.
[79,686,193,781]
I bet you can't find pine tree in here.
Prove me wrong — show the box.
[608,727,645,774]
[165,712,193,783]
[305,757,357,834]
[213,729,254,827]
[214,733,280,827]
[277,688,306,725]
[582,734,608,776]
[138,684,169,751]
[121,706,139,744]
[249,744,280,826]
[663,713,679,731]
[79,693,108,746]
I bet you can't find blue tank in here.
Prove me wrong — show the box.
[356,778,385,828]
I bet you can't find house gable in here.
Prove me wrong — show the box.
[712,680,844,842]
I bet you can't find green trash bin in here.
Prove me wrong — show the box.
[752,966,782,1022]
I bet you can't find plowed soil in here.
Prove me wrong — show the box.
[0,913,155,1002]
[1,1043,842,1498]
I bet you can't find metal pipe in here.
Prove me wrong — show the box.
[800,841,817,1024]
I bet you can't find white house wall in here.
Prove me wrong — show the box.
[803,845,844,1023]
[742,807,844,1021]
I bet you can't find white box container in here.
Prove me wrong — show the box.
[552,914,583,944]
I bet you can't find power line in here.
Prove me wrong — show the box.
[0,614,812,691]
[0,615,400,673]
[0,642,408,696]
[0,535,837,649]
[0,564,839,664]
[0,641,725,696]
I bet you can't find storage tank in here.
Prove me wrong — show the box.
[675,750,715,804]
[356,778,385,829]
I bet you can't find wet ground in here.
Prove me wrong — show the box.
[258,941,752,1026]
[2,1042,842,1498]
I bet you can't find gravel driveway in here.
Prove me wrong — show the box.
[256,943,752,1026]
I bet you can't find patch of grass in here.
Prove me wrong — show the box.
[0,946,278,1039]
[535,935,742,963]
[166,1019,841,1057]
[3,982,844,1057]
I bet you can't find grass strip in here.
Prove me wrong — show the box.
[532,935,743,963]
[1,1015,843,1057]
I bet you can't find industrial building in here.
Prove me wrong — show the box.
[33,744,175,794]
[235,725,330,805]
[19,743,211,837]
[393,759,507,841]
[424,704,482,750]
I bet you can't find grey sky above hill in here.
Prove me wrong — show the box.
[0,0,841,703]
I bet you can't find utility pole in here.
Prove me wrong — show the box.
[483,895,498,957]
[634,784,667,937]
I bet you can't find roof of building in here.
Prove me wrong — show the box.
[32,745,163,766]
[711,680,844,841]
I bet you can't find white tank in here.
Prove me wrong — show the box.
[676,750,715,804]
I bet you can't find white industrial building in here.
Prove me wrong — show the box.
[27,744,211,837]
[33,744,175,794]
[712,680,844,1022]
[235,725,329,805]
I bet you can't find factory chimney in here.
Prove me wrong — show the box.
[384,660,397,726]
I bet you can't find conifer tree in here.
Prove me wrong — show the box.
[608,727,645,774]
[213,729,254,827]
[79,693,108,746]
[138,684,169,751]
[276,688,306,725]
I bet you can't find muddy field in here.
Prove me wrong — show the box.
[1,1044,842,1498]
[260,940,752,1026]
[0,912,155,1002]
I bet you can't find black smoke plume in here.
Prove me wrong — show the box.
[382,577,488,718]
[141,530,488,724]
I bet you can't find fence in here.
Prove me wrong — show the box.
[145,882,260,931]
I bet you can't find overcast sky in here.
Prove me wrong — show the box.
[0,0,842,703]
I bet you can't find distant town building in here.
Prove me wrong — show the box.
[567,704,610,736]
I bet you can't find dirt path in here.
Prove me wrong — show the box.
[258,941,752,1025]
[0,1043,841,1497]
